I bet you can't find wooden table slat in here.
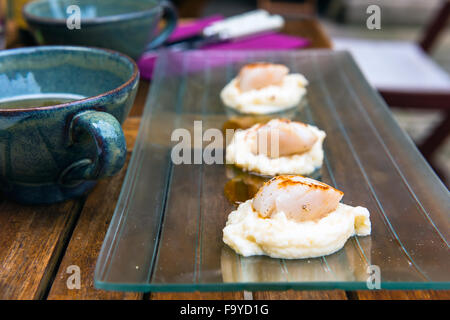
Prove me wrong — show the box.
[253,290,348,300]
[46,130,141,300]
[151,292,244,300]
[354,290,450,300]
[0,199,83,299]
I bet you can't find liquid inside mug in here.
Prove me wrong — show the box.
[0,46,139,204]
[23,0,178,60]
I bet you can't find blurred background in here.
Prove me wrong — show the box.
[179,0,450,186]
[2,0,449,186]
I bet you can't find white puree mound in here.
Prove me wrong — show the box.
[220,74,308,114]
[223,200,371,259]
[226,124,325,176]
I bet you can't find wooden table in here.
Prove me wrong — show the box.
[1,17,448,300]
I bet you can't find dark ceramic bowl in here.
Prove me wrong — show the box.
[23,0,177,60]
[0,46,139,204]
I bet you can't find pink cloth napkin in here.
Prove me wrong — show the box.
[137,16,310,80]
[167,14,223,42]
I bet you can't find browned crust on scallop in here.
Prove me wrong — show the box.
[240,62,285,70]
[275,175,343,194]
[254,175,344,195]
[251,175,343,221]
[236,63,289,91]
[276,118,309,128]
[247,119,309,133]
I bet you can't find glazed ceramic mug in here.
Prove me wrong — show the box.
[23,0,178,60]
[0,46,139,204]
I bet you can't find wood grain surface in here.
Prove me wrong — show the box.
[46,154,141,300]
[354,290,450,300]
[253,290,348,300]
[283,18,333,49]
[0,199,83,299]
[151,292,244,300]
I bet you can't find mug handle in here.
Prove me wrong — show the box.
[145,0,178,50]
[60,110,127,185]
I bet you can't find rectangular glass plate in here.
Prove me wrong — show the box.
[95,50,450,292]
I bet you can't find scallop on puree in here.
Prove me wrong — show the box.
[226,118,326,176]
[223,175,371,259]
[220,62,308,114]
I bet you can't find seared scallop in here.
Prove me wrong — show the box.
[249,119,318,158]
[221,62,309,114]
[237,62,289,92]
[252,175,344,222]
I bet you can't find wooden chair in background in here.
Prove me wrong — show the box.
[172,0,209,18]
[258,0,317,18]
[333,0,450,184]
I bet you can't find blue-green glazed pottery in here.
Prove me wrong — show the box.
[23,0,178,60]
[0,46,139,204]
